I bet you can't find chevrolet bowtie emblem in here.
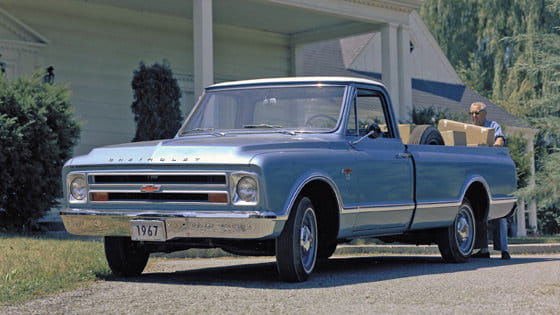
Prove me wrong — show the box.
[140,185,162,193]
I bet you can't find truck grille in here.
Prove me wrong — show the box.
[92,174,226,185]
[87,172,229,204]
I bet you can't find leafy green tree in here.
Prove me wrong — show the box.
[0,71,80,232]
[421,0,560,233]
[506,134,531,188]
[511,2,560,233]
[420,0,549,101]
[411,106,468,126]
[131,61,183,142]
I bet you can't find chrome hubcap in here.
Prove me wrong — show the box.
[457,216,470,242]
[300,207,317,273]
[455,206,475,255]
[300,225,313,251]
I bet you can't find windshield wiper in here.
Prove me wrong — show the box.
[243,124,283,129]
[243,124,297,135]
[179,128,216,135]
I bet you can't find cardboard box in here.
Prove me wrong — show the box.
[397,124,415,144]
[378,124,415,143]
[438,119,495,146]
[441,130,467,146]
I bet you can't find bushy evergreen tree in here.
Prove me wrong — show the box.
[421,0,560,233]
[512,1,560,233]
[131,61,183,141]
[0,70,80,232]
[420,0,548,102]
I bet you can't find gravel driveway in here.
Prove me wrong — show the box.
[4,254,560,314]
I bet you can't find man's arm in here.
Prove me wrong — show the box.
[493,136,505,147]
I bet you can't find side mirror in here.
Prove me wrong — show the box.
[365,124,382,139]
[350,124,382,147]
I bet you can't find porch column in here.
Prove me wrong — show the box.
[397,23,412,122]
[528,136,538,233]
[516,199,527,237]
[290,44,304,76]
[193,0,214,99]
[381,23,400,120]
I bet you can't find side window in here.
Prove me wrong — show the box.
[347,89,392,137]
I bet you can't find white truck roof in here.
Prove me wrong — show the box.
[207,76,385,89]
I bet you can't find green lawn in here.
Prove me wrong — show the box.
[509,235,560,244]
[0,234,111,306]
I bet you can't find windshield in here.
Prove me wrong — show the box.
[179,85,346,135]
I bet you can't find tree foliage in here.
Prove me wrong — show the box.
[0,71,80,232]
[421,0,560,234]
[506,134,532,188]
[411,106,468,126]
[420,0,549,102]
[131,61,183,142]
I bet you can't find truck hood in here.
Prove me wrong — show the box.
[67,133,341,166]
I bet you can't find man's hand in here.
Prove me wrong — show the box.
[493,137,505,147]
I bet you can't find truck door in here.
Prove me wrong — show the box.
[346,87,415,236]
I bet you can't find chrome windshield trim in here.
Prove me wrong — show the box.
[177,84,350,137]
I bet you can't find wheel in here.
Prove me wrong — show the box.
[276,196,318,282]
[438,199,476,263]
[305,114,337,128]
[104,236,149,277]
[317,240,337,260]
[408,125,444,145]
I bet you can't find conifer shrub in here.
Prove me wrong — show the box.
[411,106,468,126]
[131,61,183,141]
[0,71,80,232]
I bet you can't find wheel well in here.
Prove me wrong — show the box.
[464,182,489,249]
[300,180,340,249]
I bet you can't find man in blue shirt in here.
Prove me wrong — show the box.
[469,102,510,259]
[470,102,505,147]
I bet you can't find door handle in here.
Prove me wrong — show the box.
[395,153,412,159]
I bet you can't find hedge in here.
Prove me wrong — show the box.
[0,71,80,232]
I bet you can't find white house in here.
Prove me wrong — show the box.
[0,0,536,236]
[0,0,422,155]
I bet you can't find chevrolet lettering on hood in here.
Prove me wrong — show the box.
[60,76,518,283]
[107,156,201,163]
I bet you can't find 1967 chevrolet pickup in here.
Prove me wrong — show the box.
[61,77,517,282]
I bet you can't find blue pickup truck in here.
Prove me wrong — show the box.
[61,77,517,282]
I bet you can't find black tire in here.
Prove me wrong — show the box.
[317,240,337,259]
[276,196,318,282]
[104,236,149,277]
[408,125,444,145]
[438,199,476,263]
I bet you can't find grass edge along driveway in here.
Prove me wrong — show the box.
[0,234,110,306]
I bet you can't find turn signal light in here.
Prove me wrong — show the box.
[208,193,228,203]
[91,192,109,201]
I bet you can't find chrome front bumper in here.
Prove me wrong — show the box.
[60,209,286,240]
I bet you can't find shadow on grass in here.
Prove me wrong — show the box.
[104,254,560,290]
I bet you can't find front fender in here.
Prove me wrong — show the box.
[281,171,343,218]
[250,150,347,219]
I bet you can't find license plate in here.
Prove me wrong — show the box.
[130,220,166,241]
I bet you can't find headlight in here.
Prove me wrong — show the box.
[231,173,259,205]
[237,176,257,202]
[68,174,88,203]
